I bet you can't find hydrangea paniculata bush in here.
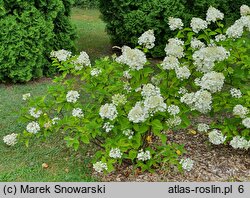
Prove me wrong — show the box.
[19,5,250,174]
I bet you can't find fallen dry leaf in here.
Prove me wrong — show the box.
[42,163,49,169]
[188,129,197,135]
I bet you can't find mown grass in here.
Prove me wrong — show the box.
[71,8,112,60]
[0,80,96,181]
[0,8,110,182]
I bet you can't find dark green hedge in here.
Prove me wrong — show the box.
[99,0,249,57]
[73,0,99,9]
[0,0,76,82]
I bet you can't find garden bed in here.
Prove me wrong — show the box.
[99,130,250,182]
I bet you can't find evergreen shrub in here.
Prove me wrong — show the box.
[0,0,76,82]
[99,0,249,57]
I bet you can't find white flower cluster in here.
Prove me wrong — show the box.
[193,46,230,73]
[233,105,249,118]
[93,161,108,173]
[191,38,206,49]
[66,90,80,103]
[29,107,42,118]
[226,18,245,38]
[175,66,191,80]
[52,117,60,125]
[180,158,194,171]
[181,90,212,113]
[123,82,132,93]
[22,93,31,101]
[215,34,226,42]
[116,46,147,70]
[151,76,161,85]
[122,129,134,139]
[190,17,208,33]
[226,12,250,39]
[128,102,149,123]
[195,71,225,93]
[230,136,250,150]
[90,68,102,77]
[226,19,244,38]
[72,108,84,118]
[138,29,156,49]
[141,83,161,97]
[241,15,250,30]
[197,123,210,132]
[230,88,242,98]
[129,84,167,123]
[208,129,226,145]
[109,148,122,159]
[73,51,91,70]
[168,17,184,31]
[162,38,191,80]
[206,6,224,23]
[123,70,132,79]
[3,133,18,146]
[137,150,151,161]
[242,117,250,128]
[50,49,71,62]
[161,56,179,70]
[26,121,40,134]
[144,94,167,114]
[112,94,127,106]
[103,122,114,132]
[166,116,182,128]
[164,38,185,58]
[167,105,180,116]
[240,5,250,16]
[178,87,188,95]
[99,103,118,120]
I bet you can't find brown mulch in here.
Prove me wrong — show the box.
[94,130,250,182]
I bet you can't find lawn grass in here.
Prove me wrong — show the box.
[0,7,110,182]
[71,7,113,60]
[0,80,96,181]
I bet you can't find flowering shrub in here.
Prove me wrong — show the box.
[99,0,250,57]
[19,5,250,174]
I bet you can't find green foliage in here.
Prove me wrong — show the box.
[99,0,249,57]
[73,0,99,9]
[185,0,249,24]
[19,7,250,174]
[175,23,250,142]
[20,54,187,173]
[0,0,76,82]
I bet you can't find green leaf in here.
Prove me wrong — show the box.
[181,115,191,127]
[138,125,149,134]
[128,150,137,160]
[64,136,79,151]
[80,134,90,144]
[120,117,131,130]
[208,31,217,36]
[107,160,115,172]
[73,140,80,151]
[25,139,29,147]
[132,133,141,148]
[151,119,163,132]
